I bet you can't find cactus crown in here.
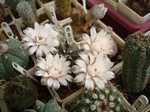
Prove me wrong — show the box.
[16,1,34,17]
[70,87,123,112]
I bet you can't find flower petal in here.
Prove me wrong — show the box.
[47,78,54,87]
[36,47,43,57]
[28,46,38,55]
[35,70,45,76]
[85,79,94,90]
[90,26,97,41]
[59,78,68,86]
[74,73,85,83]
[93,77,105,89]
[52,80,60,89]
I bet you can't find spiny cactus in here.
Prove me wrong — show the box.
[0,39,29,80]
[5,0,35,8]
[1,76,38,111]
[35,99,66,112]
[16,0,37,26]
[70,87,123,112]
[122,32,150,93]
[55,0,72,19]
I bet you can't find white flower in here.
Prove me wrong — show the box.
[73,52,114,90]
[91,4,108,19]
[80,27,117,57]
[35,53,72,89]
[22,22,59,57]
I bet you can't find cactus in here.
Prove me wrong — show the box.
[69,87,123,112]
[1,76,38,111]
[122,32,150,93]
[16,0,37,26]
[5,0,36,9]
[35,99,66,112]
[55,0,72,19]
[0,39,29,80]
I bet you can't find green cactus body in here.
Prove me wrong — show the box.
[0,39,29,80]
[16,0,37,26]
[5,0,35,8]
[70,87,123,112]
[122,32,150,93]
[2,76,38,111]
[36,99,66,112]
[55,0,71,19]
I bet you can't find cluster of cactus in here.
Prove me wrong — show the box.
[0,39,29,80]
[4,0,36,26]
[69,87,123,112]
[0,76,38,111]
[16,0,37,26]
[122,32,150,93]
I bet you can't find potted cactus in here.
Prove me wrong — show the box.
[0,39,29,80]
[0,0,150,112]
[122,32,150,93]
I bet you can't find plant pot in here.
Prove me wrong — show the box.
[1,0,150,112]
[87,0,150,38]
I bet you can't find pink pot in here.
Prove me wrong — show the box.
[87,0,150,37]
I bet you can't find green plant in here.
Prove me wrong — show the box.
[35,99,66,112]
[23,99,66,112]
[5,0,35,8]
[122,32,150,93]
[1,76,38,111]
[0,39,29,80]
[69,87,123,112]
[16,0,37,26]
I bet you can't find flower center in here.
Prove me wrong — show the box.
[49,67,62,78]
[35,36,46,45]
[87,64,98,77]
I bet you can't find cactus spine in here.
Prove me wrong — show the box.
[122,32,150,93]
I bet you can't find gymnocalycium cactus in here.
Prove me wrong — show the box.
[0,39,29,80]
[5,0,36,9]
[122,32,150,93]
[70,87,123,112]
[35,99,66,112]
[16,0,37,26]
[1,76,38,111]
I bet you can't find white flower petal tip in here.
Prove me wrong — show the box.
[22,22,60,57]
[80,27,118,57]
[35,53,72,89]
[91,3,108,19]
[73,53,115,90]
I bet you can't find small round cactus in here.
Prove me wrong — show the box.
[0,39,29,80]
[2,76,38,111]
[16,0,37,26]
[70,87,123,112]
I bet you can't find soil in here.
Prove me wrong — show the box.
[127,0,150,16]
